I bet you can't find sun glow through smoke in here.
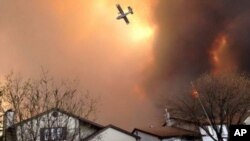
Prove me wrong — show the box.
[0,0,158,130]
[111,0,156,44]
[130,22,155,42]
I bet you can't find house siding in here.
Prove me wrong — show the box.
[15,111,98,141]
[199,125,228,141]
[89,128,137,141]
[134,131,160,141]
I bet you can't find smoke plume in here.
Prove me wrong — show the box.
[0,0,159,130]
[147,0,250,99]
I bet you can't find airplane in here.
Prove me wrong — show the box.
[116,4,133,24]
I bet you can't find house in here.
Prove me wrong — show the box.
[162,109,250,141]
[198,117,250,141]
[164,115,236,141]
[196,114,250,141]
[2,108,140,141]
[132,108,201,141]
[132,126,201,141]
[199,125,228,141]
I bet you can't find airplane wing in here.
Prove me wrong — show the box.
[116,4,124,14]
[123,16,130,24]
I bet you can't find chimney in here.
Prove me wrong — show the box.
[4,109,15,129]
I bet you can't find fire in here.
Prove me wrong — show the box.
[210,33,236,74]
[211,34,227,67]
[191,82,199,99]
[191,88,199,99]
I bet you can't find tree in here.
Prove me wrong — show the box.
[0,70,98,141]
[166,72,250,141]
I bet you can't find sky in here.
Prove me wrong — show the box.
[0,0,159,130]
[1,0,250,131]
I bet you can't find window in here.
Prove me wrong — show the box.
[40,127,66,141]
[51,128,57,140]
[44,129,49,141]
[57,127,63,139]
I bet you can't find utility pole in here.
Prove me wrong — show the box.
[191,82,212,126]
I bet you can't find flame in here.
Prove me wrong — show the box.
[192,89,199,99]
[191,83,199,99]
[210,33,236,74]
[211,34,227,69]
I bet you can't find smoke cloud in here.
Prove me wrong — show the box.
[0,0,158,130]
[147,0,250,99]
[2,0,250,131]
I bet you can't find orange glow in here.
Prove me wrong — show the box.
[191,88,199,99]
[191,83,199,99]
[126,0,156,43]
[51,0,156,45]
[130,22,156,42]
[133,84,147,100]
[0,0,158,130]
[210,33,236,74]
[211,34,227,65]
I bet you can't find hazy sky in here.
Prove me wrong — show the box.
[1,0,250,131]
[0,0,159,130]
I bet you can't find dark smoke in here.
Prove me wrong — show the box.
[146,0,250,99]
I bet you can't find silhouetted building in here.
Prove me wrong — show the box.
[2,108,139,141]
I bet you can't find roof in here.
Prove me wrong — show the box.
[133,126,201,139]
[84,124,140,141]
[11,108,139,140]
[13,108,103,129]
[170,114,250,126]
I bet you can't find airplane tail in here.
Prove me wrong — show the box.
[128,6,133,14]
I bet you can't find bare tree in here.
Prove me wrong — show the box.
[166,72,250,141]
[0,70,99,141]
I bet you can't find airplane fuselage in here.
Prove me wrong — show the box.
[116,4,133,24]
[116,12,131,20]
